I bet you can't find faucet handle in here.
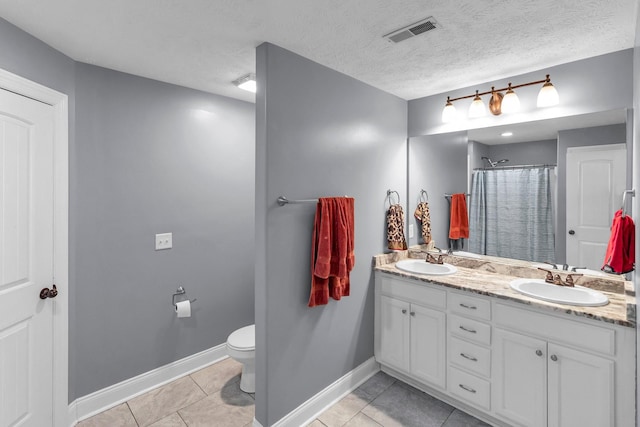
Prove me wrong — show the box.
[537,267,554,283]
[564,274,583,287]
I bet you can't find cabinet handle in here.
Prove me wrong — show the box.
[459,303,477,310]
[459,384,477,394]
[536,350,543,357]
[410,311,415,316]
[550,354,558,362]
[460,353,478,362]
[402,309,408,314]
[459,325,477,334]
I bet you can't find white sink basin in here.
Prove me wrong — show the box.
[395,259,457,276]
[509,278,609,307]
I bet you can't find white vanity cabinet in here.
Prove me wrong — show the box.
[493,303,623,427]
[374,270,636,427]
[376,275,447,389]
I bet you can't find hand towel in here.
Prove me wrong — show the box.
[309,197,355,307]
[602,209,635,274]
[449,193,469,240]
[387,204,407,250]
[414,202,432,244]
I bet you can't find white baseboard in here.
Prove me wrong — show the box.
[269,357,380,427]
[68,344,227,426]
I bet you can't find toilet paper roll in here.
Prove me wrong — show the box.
[175,300,191,318]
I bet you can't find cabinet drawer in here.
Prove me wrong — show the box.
[494,303,615,356]
[448,367,490,410]
[380,275,446,309]
[449,292,491,320]
[449,336,491,378]
[449,315,491,346]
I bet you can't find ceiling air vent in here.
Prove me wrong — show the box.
[384,17,440,43]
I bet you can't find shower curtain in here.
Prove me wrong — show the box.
[469,166,555,263]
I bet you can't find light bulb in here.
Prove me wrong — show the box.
[501,85,520,113]
[468,91,486,118]
[537,75,559,107]
[441,98,457,123]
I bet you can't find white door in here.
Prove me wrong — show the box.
[566,144,626,270]
[378,296,410,371]
[492,328,547,427]
[409,303,446,388]
[547,344,614,427]
[0,88,56,426]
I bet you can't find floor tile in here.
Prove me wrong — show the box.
[317,389,373,427]
[442,409,491,427]
[357,372,396,400]
[343,412,383,427]
[148,413,187,427]
[206,380,255,408]
[190,357,242,395]
[361,383,454,427]
[77,403,138,427]
[178,393,254,427]
[306,420,328,426]
[128,376,206,426]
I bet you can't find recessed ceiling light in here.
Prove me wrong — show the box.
[232,73,256,93]
[501,131,513,137]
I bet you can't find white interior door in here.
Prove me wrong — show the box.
[0,88,56,426]
[566,144,626,270]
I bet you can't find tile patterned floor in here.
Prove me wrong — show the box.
[78,360,490,427]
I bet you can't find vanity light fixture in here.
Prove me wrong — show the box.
[233,73,257,93]
[441,74,559,122]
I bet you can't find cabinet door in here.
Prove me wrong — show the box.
[410,304,446,388]
[493,328,547,427]
[379,296,410,371]
[547,343,614,427]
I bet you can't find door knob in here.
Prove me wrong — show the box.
[568,230,575,235]
[40,285,58,299]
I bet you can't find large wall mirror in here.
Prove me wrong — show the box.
[408,109,631,270]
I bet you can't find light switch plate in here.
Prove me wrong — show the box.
[155,233,172,250]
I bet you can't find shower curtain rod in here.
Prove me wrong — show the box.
[473,163,556,171]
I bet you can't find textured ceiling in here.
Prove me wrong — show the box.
[0,0,636,103]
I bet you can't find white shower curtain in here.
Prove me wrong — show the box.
[469,166,555,263]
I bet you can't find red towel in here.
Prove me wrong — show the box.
[449,194,469,239]
[308,197,355,307]
[602,209,635,274]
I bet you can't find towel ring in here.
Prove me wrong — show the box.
[386,189,400,206]
[419,189,429,202]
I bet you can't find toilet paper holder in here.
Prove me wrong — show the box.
[171,286,197,308]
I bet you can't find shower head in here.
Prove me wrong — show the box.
[481,157,509,167]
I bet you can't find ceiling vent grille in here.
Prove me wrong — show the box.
[384,17,440,43]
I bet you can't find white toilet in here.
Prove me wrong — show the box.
[226,324,255,393]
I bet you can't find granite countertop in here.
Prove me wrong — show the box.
[373,249,636,328]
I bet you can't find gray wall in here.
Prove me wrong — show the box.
[408,132,467,247]
[556,123,627,263]
[486,139,557,166]
[0,17,79,401]
[409,49,634,138]
[73,63,255,397]
[255,43,407,426]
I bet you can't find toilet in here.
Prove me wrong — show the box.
[226,324,255,393]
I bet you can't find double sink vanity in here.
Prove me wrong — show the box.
[373,248,636,427]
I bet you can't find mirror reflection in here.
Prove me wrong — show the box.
[408,109,630,270]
